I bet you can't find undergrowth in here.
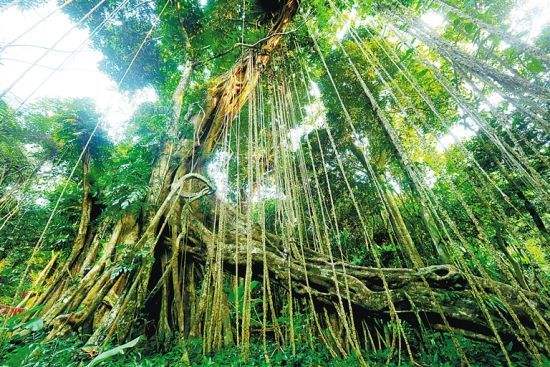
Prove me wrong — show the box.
[0,326,545,367]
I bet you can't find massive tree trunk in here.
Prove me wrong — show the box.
[21,0,301,348]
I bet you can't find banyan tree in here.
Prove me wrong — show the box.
[0,0,548,365]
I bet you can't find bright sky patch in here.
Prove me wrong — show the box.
[0,1,158,140]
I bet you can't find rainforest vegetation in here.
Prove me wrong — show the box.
[0,0,549,365]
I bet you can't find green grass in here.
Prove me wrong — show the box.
[1,328,545,367]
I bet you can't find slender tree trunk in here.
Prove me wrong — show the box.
[348,143,424,267]
[498,160,548,241]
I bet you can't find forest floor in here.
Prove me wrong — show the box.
[0,318,543,367]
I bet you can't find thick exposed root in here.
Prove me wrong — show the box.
[184,216,550,349]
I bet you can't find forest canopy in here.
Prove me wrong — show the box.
[0,0,549,366]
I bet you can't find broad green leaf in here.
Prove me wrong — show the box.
[85,336,144,367]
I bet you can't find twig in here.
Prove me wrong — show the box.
[193,28,299,67]
[234,29,298,49]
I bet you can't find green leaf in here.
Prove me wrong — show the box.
[85,336,144,367]
[526,59,544,73]
[463,22,476,35]
[417,69,429,78]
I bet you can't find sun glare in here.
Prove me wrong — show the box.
[336,7,358,41]
[0,1,158,140]
[508,0,550,43]
[420,10,447,32]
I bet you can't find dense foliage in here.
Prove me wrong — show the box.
[0,0,548,365]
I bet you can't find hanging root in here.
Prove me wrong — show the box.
[184,215,550,350]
